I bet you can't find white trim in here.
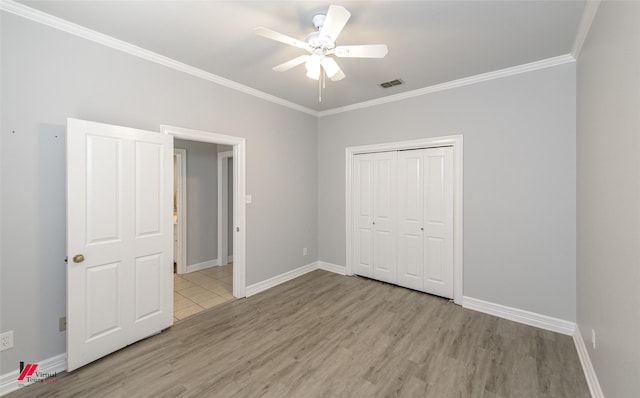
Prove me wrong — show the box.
[0,353,66,396]
[317,261,347,275]
[463,296,576,336]
[217,151,233,268]
[573,325,605,398]
[345,135,464,305]
[227,255,233,263]
[571,1,601,58]
[173,148,187,275]
[161,125,246,298]
[185,259,218,274]
[319,55,575,117]
[0,0,316,117]
[246,261,318,297]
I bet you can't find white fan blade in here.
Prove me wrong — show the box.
[321,57,345,81]
[254,27,310,50]
[334,44,388,58]
[320,5,351,41]
[273,55,309,72]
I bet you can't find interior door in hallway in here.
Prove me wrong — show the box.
[66,118,174,371]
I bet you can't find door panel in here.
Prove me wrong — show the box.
[352,154,374,277]
[423,147,454,298]
[135,254,162,321]
[135,141,163,236]
[67,118,173,371]
[85,262,121,340]
[372,153,396,283]
[397,150,424,290]
[86,135,121,244]
[426,157,445,223]
[426,237,445,281]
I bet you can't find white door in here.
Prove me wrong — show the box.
[423,147,454,298]
[371,152,397,284]
[66,118,173,371]
[395,147,454,298]
[352,152,397,283]
[397,150,425,290]
[352,153,375,278]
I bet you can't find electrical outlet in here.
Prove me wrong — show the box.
[0,331,14,351]
[591,329,596,350]
[59,316,67,332]
[303,247,308,256]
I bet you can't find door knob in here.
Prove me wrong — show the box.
[72,254,85,263]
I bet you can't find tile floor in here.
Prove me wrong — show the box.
[174,263,234,321]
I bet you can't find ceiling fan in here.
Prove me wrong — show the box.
[255,5,388,83]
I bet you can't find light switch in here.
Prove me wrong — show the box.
[246,194,253,204]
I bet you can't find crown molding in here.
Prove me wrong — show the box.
[318,54,576,117]
[0,0,318,117]
[571,1,602,58]
[2,0,580,119]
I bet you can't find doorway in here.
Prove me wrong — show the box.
[161,124,246,304]
[171,143,235,320]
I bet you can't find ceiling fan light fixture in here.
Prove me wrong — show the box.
[305,54,321,80]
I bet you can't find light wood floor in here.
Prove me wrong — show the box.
[7,270,589,397]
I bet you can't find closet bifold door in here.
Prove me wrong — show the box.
[352,152,397,283]
[397,149,425,291]
[397,147,454,298]
[422,147,454,298]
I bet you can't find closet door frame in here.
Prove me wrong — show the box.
[345,135,463,305]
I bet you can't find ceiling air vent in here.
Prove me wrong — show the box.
[379,79,403,88]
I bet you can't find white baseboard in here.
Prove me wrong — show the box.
[0,353,66,396]
[463,296,576,336]
[246,261,318,297]
[317,261,347,275]
[227,255,233,263]
[573,326,604,398]
[185,259,218,273]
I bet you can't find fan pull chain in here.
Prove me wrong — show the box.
[318,68,323,102]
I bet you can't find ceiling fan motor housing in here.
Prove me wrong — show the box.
[305,31,335,51]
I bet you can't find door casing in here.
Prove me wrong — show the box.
[218,150,233,267]
[174,148,187,274]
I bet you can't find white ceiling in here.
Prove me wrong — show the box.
[17,0,587,112]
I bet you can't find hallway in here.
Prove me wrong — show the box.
[173,263,233,321]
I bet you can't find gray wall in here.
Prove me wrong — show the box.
[576,2,640,396]
[318,64,577,321]
[174,139,219,266]
[0,11,318,374]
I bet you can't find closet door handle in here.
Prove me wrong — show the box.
[420,227,424,231]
